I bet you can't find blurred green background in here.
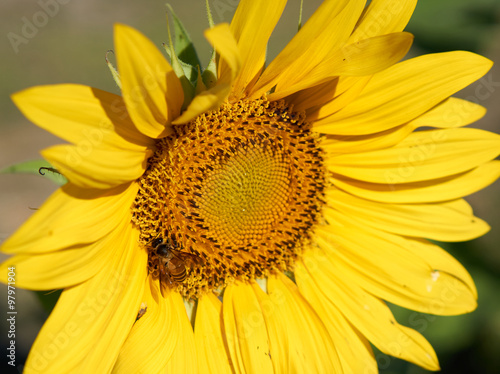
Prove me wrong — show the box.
[0,0,499,373]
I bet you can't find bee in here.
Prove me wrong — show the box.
[151,236,203,293]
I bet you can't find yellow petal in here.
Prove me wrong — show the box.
[42,143,149,190]
[411,237,478,300]
[326,128,500,184]
[320,124,413,157]
[268,32,413,101]
[253,274,341,373]
[11,84,152,189]
[250,0,365,99]
[407,97,486,129]
[114,281,192,373]
[23,226,147,373]
[319,97,487,155]
[295,264,377,374]
[314,51,493,135]
[11,84,153,149]
[316,217,477,315]
[162,292,198,372]
[349,0,418,42]
[195,293,233,374]
[313,68,482,129]
[224,0,286,100]
[325,190,490,242]
[291,76,370,115]
[173,23,241,124]
[0,217,130,290]
[332,161,500,204]
[299,249,440,371]
[1,183,138,254]
[115,23,183,138]
[222,282,273,374]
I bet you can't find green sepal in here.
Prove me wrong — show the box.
[195,65,207,95]
[163,43,198,86]
[0,159,68,186]
[205,0,215,28]
[202,49,217,89]
[298,0,304,31]
[105,50,122,89]
[201,0,217,89]
[163,43,196,111]
[165,7,197,110]
[166,4,202,71]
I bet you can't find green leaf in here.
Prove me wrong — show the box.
[167,4,201,71]
[0,159,68,186]
[35,290,62,314]
[407,0,500,52]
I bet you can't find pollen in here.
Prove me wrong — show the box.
[131,98,326,299]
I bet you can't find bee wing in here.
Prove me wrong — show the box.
[170,249,204,267]
[158,263,173,297]
[159,281,167,297]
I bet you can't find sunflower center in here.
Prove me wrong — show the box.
[199,141,290,246]
[132,98,325,298]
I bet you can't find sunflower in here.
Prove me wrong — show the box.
[2,0,500,372]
